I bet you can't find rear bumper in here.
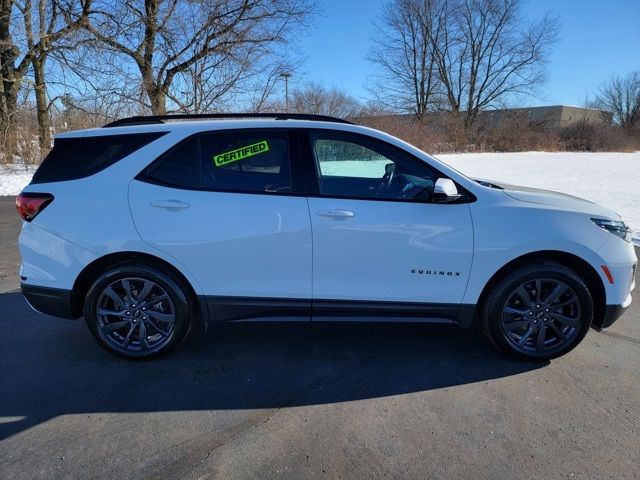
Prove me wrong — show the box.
[21,283,76,320]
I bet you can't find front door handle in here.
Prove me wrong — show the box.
[151,200,190,210]
[317,209,355,218]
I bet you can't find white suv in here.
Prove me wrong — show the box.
[16,113,636,360]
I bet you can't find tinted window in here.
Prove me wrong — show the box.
[146,136,199,188]
[200,130,291,193]
[31,132,167,184]
[310,131,436,201]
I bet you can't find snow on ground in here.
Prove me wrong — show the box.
[1,151,639,243]
[437,151,640,244]
[0,164,37,197]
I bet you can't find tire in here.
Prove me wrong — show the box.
[481,263,593,361]
[83,263,192,359]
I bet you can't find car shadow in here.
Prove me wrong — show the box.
[0,291,547,440]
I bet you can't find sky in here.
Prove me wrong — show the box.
[294,0,640,107]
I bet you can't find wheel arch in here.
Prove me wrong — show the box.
[70,251,203,320]
[475,250,606,329]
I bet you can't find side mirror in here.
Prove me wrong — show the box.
[433,178,462,203]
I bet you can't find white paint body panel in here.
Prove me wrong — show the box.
[18,221,99,289]
[308,198,473,303]
[460,186,637,306]
[128,181,312,299]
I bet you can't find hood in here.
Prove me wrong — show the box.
[475,179,621,220]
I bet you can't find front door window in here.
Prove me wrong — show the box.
[310,131,437,202]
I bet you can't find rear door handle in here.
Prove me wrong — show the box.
[317,209,355,218]
[151,200,190,210]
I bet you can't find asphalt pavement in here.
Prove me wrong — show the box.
[1,196,639,479]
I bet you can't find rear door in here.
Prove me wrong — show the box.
[129,128,312,321]
[303,129,474,320]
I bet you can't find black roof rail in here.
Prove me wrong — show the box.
[103,112,354,128]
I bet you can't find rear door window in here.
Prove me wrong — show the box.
[200,130,292,193]
[31,132,167,184]
[140,129,296,193]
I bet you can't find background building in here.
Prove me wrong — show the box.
[483,105,612,128]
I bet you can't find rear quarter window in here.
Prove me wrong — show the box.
[31,132,167,184]
[144,136,200,188]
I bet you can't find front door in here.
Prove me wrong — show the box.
[304,130,474,320]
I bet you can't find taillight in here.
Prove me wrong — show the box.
[16,193,54,221]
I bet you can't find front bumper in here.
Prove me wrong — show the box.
[21,283,77,320]
[593,293,632,330]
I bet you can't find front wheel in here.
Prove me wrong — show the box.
[482,263,593,360]
[84,264,192,359]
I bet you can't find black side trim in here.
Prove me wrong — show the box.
[200,296,473,325]
[455,304,477,328]
[593,303,629,330]
[203,296,311,322]
[313,299,458,322]
[21,284,77,320]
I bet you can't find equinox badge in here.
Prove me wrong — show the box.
[411,269,461,276]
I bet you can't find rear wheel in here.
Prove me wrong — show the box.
[84,264,192,359]
[482,263,593,360]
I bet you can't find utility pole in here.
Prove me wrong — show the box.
[280,72,292,112]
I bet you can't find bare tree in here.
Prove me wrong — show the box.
[432,0,559,127]
[268,81,362,118]
[52,91,143,130]
[0,0,90,156]
[367,0,441,119]
[0,0,26,157]
[594,71,640,128]
[24,0,91,149]
[81,0,315,115]
[247,63,297,113]
[368,0,559,127]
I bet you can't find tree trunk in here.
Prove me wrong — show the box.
[0,82,19,162]
[32,54,51,151]
[0,0,19,160]
[140,61,165,115]
[149,89,167,115]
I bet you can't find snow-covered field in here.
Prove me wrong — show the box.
[437,151,640,244]
[0,164,36,197]
[2,151,639,243]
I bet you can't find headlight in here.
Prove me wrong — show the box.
[591,218,632,242]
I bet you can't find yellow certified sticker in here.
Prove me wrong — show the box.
[213,140,269,167]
